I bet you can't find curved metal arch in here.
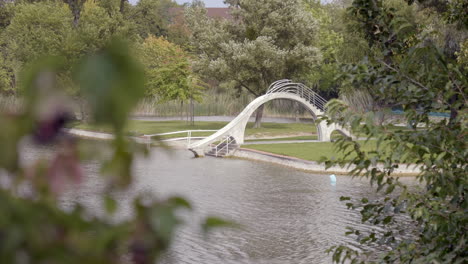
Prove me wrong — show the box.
[266,80,328,111]
[188,80,351,156]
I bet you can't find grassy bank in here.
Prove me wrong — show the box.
[73,120,318,139]
[245,135,318,141]
[243,141,377,162]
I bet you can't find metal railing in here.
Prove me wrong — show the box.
[209,136,235,157]
[266,79,328,111]
[142,130,218,147]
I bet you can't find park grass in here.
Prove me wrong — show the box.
[243,141,377,162]
[245,135,318,142]
[72,120,318,139]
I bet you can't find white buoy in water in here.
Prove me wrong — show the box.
[329,174,337,184]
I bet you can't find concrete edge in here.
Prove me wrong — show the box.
[230,148,420,177]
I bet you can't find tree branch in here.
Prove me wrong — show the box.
[237,80,260,97]
[379,60,430,91]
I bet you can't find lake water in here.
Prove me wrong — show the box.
[21,143,415,264]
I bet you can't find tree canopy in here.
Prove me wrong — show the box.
[139,35,203,103]
[186,0,321,127]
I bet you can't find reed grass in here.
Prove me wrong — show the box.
[133,91,313,118]
[1,92,317,120]
[0,95,21,113]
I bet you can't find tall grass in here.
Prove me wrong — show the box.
[133,91,313,118]
[0,92,319,120]
[0,95,21,113]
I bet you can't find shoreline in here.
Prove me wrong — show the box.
[66,128,421,176]
[230,148,420,176]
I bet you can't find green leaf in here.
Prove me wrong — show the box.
[77,39,145,132]
[104,196,117,214]
[168,197,192,210]
[202,217,237,233]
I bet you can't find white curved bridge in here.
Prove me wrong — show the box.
[189,80,351,157]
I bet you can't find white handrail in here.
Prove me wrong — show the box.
[266,80,327,111]
[217,136,234,155]
[142,130,218,148]
[143,130,218,137]
[209,136,235,157]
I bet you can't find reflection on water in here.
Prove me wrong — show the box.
[20,142,415,264]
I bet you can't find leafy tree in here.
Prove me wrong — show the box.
[0,1,14,93]
[62,0,86,26]
[404,0,467,29]
[186,0,321,128]
[72,0,135,56]
[324,0,467,263]
[138,35,204,122]
[0,0,14,30]
[304,1,352,98]
[1,0,135,95]
[457,39,468,70]
[3,1,73,91]
[129,0,177,39]
[0,53,13,93]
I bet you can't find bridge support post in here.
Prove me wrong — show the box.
[318,122,353,142]
[189,147,205,158]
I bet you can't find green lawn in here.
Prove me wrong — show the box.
[243,141,377,162]
[72,120,318,139]
[245,135,318,142]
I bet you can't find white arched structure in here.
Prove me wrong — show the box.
[189,80,351,157]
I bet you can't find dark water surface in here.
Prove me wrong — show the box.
[21,144,415,264]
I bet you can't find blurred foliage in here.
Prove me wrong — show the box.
[323,0,467,263]
[404,0,468,29]
[457,39,468,71]
[0,39,227,264]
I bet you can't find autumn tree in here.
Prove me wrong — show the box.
[186,0,321,128]
[129,0,177,39]
[139,35,203,123]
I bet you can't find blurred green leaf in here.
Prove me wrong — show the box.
[104,196,117,214]
[77,39,145,132]
[202,217,237,233]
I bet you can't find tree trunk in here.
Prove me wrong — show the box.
[63,0,82,27]
[119,0,127,14]
[294,101,300,122]
[189,97,195,126]
[448,94,459,125]
[180,101,184,121]
[253,104,264,128]
[77,97,88,121]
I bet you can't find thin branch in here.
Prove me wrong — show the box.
[378,60,430,91]
[237,80,260,97]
